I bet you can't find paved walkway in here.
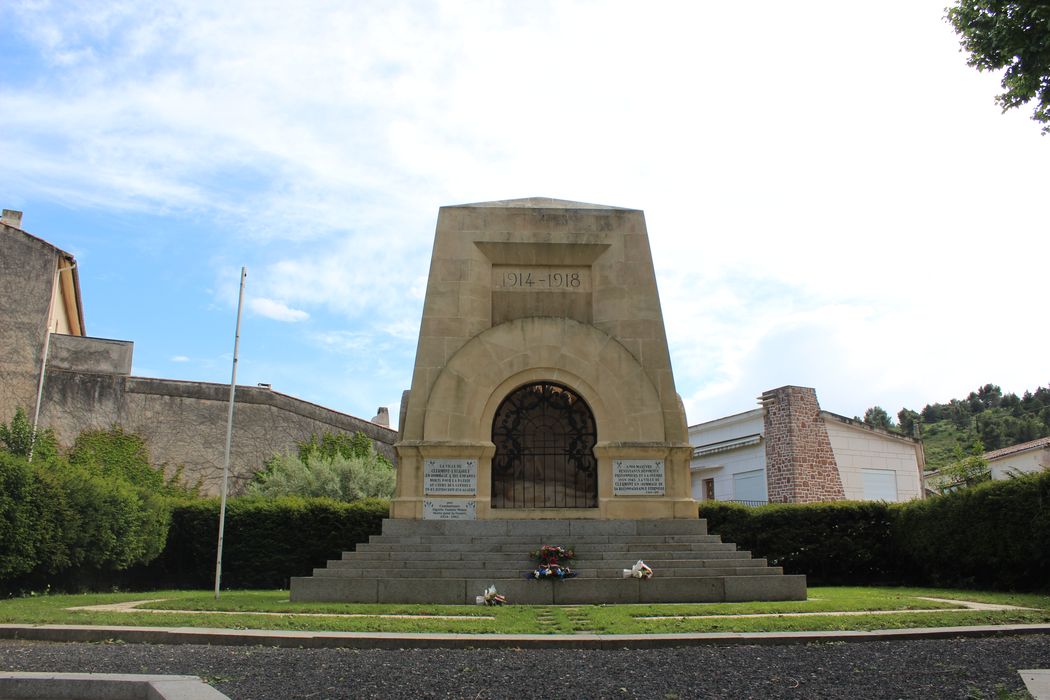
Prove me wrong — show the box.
[2,621,1050,649]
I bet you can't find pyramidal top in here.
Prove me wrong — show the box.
[448,197,635,211]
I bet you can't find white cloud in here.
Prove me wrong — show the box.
[170,355,190,362]
[248,297,308,322]
[3,1,1048,421]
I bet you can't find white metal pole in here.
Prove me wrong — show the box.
[215,266,247,599]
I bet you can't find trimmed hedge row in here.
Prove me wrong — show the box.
[0,452,171,592]
[700,469,1050,590]
[129,497,389,590]
[696,500,900,585]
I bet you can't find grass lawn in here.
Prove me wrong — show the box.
[1,587,1048,635]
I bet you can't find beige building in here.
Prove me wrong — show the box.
[690,386,925,504]
[0,209,85,427]
[0,211,396,493]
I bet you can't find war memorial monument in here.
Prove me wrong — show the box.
[291,198,805,604]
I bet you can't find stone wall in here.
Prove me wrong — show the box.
[761,385,845,503]
[39,335,397,495]
[0,222,58,424]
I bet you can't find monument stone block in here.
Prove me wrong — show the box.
[393,197,694,520]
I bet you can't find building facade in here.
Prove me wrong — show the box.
[690,385,925,504]
[1,212,396,494]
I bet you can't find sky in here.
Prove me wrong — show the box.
[2,1,1047,430]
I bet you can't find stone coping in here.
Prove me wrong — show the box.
[1,623,1048,651]
[0,671,230,699]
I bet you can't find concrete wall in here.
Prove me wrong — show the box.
[824,416,923,502]
[0,222,58,424]
[39,335,397,495]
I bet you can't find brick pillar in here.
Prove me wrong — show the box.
[761,386,845,503]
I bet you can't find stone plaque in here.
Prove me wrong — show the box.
[423,499,476,520]
[424,458,478,495]
[612,459,666,496]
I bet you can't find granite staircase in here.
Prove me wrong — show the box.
[290,519,806,604]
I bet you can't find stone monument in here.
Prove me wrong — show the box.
[290,198,806,604]
[392,197,695,521]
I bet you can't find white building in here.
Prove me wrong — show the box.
[984,436,1050,480]
[689,386,925,505]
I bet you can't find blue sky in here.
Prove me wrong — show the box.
[2,1,1047,429]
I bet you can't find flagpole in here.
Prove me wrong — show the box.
[215,266,246,599]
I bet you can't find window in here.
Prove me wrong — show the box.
[862,468,897,501]
[733,468,766,503]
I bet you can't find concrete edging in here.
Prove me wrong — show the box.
[1,623,1049,650]
[0,671,230,699]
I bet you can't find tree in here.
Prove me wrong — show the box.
[248,431,395,501]
[863,406,895,431]
[934,440,991,493]
[898,408,921,437]
[0,407,57,462]
[947,1,1050,134]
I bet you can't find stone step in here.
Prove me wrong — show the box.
[361,541,722,549]
[289,574,807,605]
[362,534,724,548]
[310,566,784,579]
[323,556,766,573]
[377,519,709,538]
[341,546,744,563]
[289,518,805,605]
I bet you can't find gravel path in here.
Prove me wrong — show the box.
[2,635,1048,699]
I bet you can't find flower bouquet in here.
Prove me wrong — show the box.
[622,560,653,579]
[476,585,507,605]
[526,544,577,580]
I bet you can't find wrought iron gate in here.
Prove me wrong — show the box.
[490,382,598,508]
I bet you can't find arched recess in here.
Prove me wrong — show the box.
[490,381,598,509]
[422,317,665,444]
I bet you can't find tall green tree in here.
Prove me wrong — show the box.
[863,406,895,431]
[947,1,1050,134]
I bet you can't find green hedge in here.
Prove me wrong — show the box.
[132,496,389,589]
[0,452,172,593]
[700,469,1050,590]
[698,500,900,585]
[894,470,1050,589]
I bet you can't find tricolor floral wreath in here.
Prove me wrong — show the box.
[526,544,577,580]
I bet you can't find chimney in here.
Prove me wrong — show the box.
[372,406,390,427]
[2,209,23,228]
[760,386,845,503]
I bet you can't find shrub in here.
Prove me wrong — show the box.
[700,469,1050,590]
[895,470,1050,590]
[699,500,900,585]
[248,432,395,501]
[0,453,68,579]
[0,407,57,461]
[136,496,389,589]
[69,427,163,491]
[49,461,171,571]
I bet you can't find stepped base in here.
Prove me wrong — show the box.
[290,519,806,605]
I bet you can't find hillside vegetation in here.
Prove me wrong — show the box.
[863,384,1050,471]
